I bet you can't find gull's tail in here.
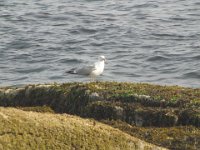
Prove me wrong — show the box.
[66,68,77,74]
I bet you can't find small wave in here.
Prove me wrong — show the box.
[151,33,181,38]
[34,12,52,19]
[0,14,12,17]
[194,2,200,5]
[16,67,48,74]
[151,33,197,41]
[104,18,117,21]
[160,67,179,74]
[110,54,130,60]
[169,17,188,21]
[59,58,82,64]
[12,53,31,60]
[146,56,170,62]
[182,71,200,79]
[11,76,28,81]
[90,42,104,47]
[113,64,126,68]
[49,75,64,80]
[191,55,200,60]
[51,16,71,21]
[112,71,140,77]
[52,23,68,27]
[79,27,97,34]
[69,30,80,35]
[7,40,33,50]
[126,73,141,77]
[133,3,158,8]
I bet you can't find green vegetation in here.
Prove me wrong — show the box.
[0,81,199,149]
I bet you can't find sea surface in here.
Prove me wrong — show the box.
[0,0,200,88]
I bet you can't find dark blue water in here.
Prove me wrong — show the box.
[0,0,200,87]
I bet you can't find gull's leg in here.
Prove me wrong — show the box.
[90,75,92,82]
[90,74,94,82]
[93,75,96,82]
[90,76,93,82]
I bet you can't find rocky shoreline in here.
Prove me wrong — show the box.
[0,82,199,149]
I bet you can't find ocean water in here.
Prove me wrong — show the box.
[0,0,200,87]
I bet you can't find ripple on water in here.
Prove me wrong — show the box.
[182,71,200,79]
[0,0,199,88]
[58,58,83,64]
[146,56,170,62]
[191,55,200,60]
[15,67,48,74]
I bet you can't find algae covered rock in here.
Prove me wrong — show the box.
[0,82,199,149]
[102,120,200,150]
[0,82,199,127]
[0,107,166,150]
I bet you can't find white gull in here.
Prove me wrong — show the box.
[67,55,106,81]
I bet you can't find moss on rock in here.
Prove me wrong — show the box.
[101,120,200,150]
[1,82,199,127]
[17,106,55,113]
[0,107,165,150]
[0,82,199,149]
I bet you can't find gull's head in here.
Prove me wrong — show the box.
[99,55,106,62]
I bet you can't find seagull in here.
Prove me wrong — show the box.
[67,55,106,81]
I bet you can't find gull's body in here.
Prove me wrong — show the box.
[67,56,106,80]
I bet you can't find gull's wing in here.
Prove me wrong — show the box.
[76,64,96,75]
